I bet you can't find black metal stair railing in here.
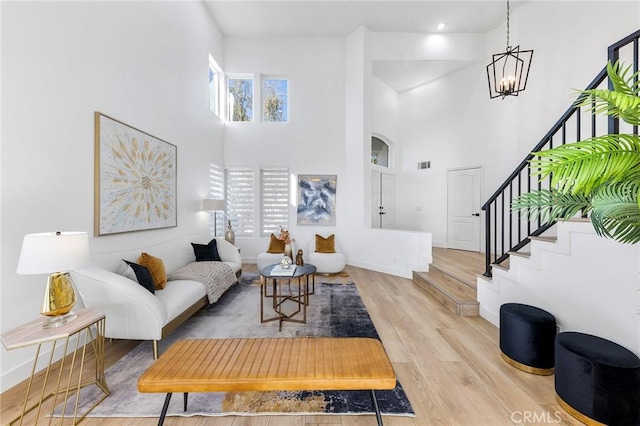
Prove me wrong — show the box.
[481,29,640,278]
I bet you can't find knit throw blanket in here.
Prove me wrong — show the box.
[168,261,237,304]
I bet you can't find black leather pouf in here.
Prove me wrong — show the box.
[499,303,556,375]
[555,332,640,426]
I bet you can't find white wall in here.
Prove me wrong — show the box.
[372,77,399,146]
[398,64,493,245]
[392,1,639,247]
[1,1,225,391]
[344,27,432,277]
[222,30,432,277]
[223,36,346,259]
[371,32,487,62]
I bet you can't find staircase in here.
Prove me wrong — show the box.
[415,30,640,317]
[480,29,640,278]
[412,248,483,316]
[471,29,640,354]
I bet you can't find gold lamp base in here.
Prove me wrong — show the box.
[41,271,77,329]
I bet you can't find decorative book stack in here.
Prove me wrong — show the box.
[270,265,297,277]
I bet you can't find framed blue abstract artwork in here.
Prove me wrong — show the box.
[297,175,337,226]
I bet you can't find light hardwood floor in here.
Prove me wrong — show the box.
[431,247,486,287]
[1,260,581,425]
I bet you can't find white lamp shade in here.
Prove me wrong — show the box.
[202,199,226,211]
[17,231,90,275]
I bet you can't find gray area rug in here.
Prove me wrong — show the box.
[60,273,414,419]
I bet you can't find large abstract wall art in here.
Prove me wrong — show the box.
[94,112,177,236]
[297,175,337,226]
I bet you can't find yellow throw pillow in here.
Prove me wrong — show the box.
[266,234,286,253]
[137,252,167,290]
[315,234,336,253]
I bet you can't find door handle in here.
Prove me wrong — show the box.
[472,213,480,216]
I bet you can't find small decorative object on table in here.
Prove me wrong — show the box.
[280,256,292,269]
[277,227,295,260]
[225,220,235,245]
[296,249,304,266]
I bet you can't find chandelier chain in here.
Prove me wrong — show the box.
[506,0,510,50]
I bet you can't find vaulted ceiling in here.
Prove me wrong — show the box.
[203,1,528,92]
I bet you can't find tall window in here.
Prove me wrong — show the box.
[225,168,254,237]
[261,168,289,236]
[228,77,253,122]
[262,79,288,122]
[208,55,223,117]
[209,162,225,236]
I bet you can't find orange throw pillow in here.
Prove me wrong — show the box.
[266,234,286,253]
[315,234,336,253]
[137,252,167,290]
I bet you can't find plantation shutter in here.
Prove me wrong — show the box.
[261,168,289,237]
[225,168,254,237]
[209,163,225,236]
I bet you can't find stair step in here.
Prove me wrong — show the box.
[508,251,531,259]
[413,267,479,317]
[529,236,557,243]
[491,263,510,273]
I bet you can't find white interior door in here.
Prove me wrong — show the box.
[371,170,396,229]
[447,167,481,251]
[371,170,381,228]
[381,173,396,229]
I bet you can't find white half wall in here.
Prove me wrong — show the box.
[1,1,225,392]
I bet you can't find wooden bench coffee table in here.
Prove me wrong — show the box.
[138,337,397,425]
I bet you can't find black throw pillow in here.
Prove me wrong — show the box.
[191,239,221,262]
[124,260,155,294]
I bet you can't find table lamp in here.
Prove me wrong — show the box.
[16,231,90,328]
[202,199,226,236]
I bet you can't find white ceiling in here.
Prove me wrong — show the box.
[203,1,527,92]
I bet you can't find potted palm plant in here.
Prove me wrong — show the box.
[512,61,640,243]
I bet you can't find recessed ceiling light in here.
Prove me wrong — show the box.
[437,22,446,31]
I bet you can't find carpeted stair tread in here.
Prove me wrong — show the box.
[412,267,479,317]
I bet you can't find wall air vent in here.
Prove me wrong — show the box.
[418,161,431,170]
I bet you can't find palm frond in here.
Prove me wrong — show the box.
[511,189,590,223]
[590,179,640,243]
[607,61,640,96]
[576,90,640,125]
[529,134,640,194]
[574,61,640,126]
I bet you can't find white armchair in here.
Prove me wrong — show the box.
[307,234,346,274]
[256,234,294,271]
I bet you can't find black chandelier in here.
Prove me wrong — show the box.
[486,0,533,99]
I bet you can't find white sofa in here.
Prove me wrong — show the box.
[71,236,241,358]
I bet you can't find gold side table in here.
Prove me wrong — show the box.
[1,308,109,425]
